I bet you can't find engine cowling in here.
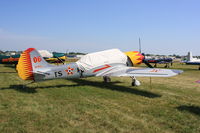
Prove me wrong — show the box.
[125,51,144,66]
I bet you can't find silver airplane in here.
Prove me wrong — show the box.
[17,48,183,86]
[184,52,200,70]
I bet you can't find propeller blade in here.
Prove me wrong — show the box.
[143,60,154,68]
[142,53,154,68]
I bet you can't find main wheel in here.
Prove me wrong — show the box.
[132,80,141,86]
[103,76,111,82]
[132,82,136,86]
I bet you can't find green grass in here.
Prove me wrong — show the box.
[0,63,200,133]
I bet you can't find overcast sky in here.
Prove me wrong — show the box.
[0,0,200,55]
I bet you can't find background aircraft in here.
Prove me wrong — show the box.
[0,50,66,65]
[184,52,200,70]
[41,51,67,64]
[0,54,20,65]
[136,38,173,68]
[143,58,173,68]
[17,48,183,86]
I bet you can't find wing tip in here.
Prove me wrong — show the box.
[172,69,183,75]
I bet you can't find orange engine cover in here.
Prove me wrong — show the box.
[125,51,144,66]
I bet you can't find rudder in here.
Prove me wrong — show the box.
[17,48,50,80]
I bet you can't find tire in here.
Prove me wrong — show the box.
[103,76,111,82]
[132,82,136,86]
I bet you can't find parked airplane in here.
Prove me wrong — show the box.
[144,58,173,68]
[0,54,20,65]
[184,52,200,70]
[0,50,66,65]
[136,38,173,68]
[17,48,183,86]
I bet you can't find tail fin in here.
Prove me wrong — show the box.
[17,48,50,80]
[187,52,193,61]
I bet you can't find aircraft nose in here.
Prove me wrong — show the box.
[136,53,144,64]
[139,53,144,60]
[125,51,144,66]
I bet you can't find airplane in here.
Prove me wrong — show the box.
[0,54,20,65]
[143,58,173,68]
[16,48,183,86]
[0,50,66,65]
[184,52,200,70]
[137,38,173,68]
[44,55,66,64]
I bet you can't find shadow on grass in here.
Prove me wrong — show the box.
[177,105,200,116]
[1,78,161,98]
[0,85,37,93]
[0,84,79,93]
[3,64,17,69]
[68,79,161,98]
[0,72,16,73]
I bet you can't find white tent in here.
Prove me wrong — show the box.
[76,49,127,70]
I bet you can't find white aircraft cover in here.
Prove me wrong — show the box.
[76,49,127,70]
[38,50,53,58]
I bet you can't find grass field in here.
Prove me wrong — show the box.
[0,63,200,133]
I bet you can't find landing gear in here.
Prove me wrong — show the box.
[77,68,84,78]
[164,63,169,68]
[131,76,141,86]
[103,76,111,83]
[199,65,200,70]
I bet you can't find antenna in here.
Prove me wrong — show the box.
[139,37,141,53]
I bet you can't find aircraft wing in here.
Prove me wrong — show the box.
[94,65,183,77]
[185,62,200,65]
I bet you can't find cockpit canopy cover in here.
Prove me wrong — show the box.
[76,49,127,70]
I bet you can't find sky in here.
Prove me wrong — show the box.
[0,0,200,55]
